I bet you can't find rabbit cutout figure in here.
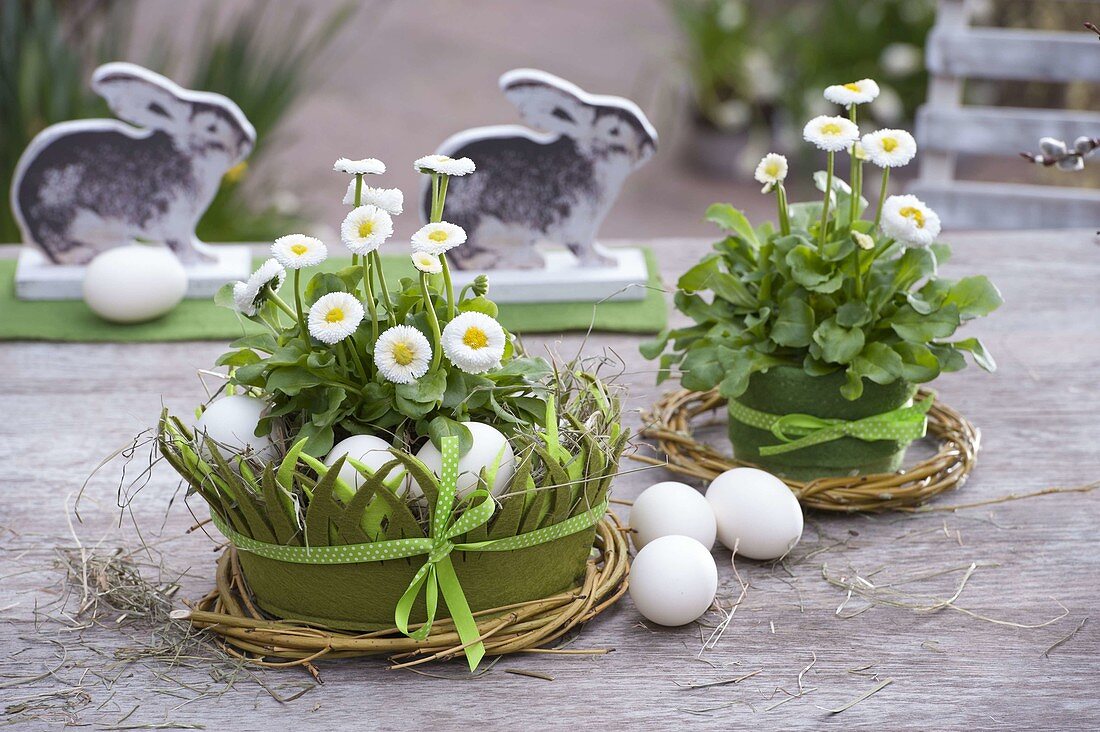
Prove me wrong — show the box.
[424,69,657,270]
[11,62,256,265]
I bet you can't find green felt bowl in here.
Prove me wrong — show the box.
[236,526,597,630]
[727,365,918,481]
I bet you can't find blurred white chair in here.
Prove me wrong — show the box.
[910,0,1100,229]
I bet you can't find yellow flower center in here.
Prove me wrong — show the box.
[392,342,415,366]
[881,137,898,152]
[428,229,449,243]
[463,326,488,349]
[821,122,842,135]
[843,82,861,92]
[765,162,781,177]
[291,243,308,255]
[324,307,344,323]
[358,220,374,238]
[899,206,925,228]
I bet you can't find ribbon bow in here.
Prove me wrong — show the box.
[729,394,934,456]
[394,436,496,669]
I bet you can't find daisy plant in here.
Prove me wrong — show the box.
[215,155,553,456]
[644,78,1003,401]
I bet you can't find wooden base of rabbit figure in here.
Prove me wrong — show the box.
[13,243,252,301]
[449,245,649,303]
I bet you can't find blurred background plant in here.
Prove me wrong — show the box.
[665,0,784,177]
[783,0,935,129]
[666,0,935,177]
[0,0,355,244]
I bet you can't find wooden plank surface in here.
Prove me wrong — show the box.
[926,25,1100,83]
[915,105,1100,157]
[1,231,1098,729]
[907,180,1100,230]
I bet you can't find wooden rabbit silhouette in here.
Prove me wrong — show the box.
[425,69,657,270]
[11,62,255,265]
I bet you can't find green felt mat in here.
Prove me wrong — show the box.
[0,249,666,342]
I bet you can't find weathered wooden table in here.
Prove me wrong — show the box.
[2,231,1098,730]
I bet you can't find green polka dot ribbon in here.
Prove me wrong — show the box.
[728,394,934,456]
[207,435,608,671]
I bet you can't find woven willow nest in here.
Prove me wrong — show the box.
[636,388,979,512]
[181,513,629,669]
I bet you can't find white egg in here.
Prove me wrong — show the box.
[705,467,804,560]
[629,481,717,551]
[410,422,516,500]
[629,535,717,626]
[194,395,275,461]
[324,435,406,492]
[82,245,187,323]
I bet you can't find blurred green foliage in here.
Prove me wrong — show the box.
[666,0,780,133]
[784,0,935,126]
[0,0,354,244]
[667,0,935,140]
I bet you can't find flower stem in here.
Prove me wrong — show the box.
[851,246,864,299]
[848,104,859,228]
[371,250,393,318]
[354,173,363,206]
[265,285,298,320]
[343,339,369,381]
[258,309,281,336]
[430,174,440,220]
[818,151,834,250]
[440,257,455,320]
[431,173,456,318]
[362,258,379,344]
[776,184,790,236]
[437,175,450,219]
[873,168,891,229]
[420,272,444,371]
[292,270,308,340]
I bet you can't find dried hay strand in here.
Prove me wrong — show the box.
[635,388,979,512]
[180,514,629,669]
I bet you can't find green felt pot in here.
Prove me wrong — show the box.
[727,365,918,481]
[236,526,597,630]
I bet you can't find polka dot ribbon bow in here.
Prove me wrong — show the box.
[728,394,934,456]
[207,435,608,670]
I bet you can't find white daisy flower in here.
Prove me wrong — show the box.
[341,205,394,254]
[414,154,476,177]
[852,231,876,251]
[271,234,327,270]
[411,222,467,255]
[861,129,917,168]
[333,157,385,175]
[753,153,788,193]
[823,79,880,107]
[881,195,941,247]
[374,325,432,384]
[232,258,286,316]
[307,292,365,345]
[411,251,442,275]
[442,311,506,375]
[343,181,404,215]
[803,115,860,153]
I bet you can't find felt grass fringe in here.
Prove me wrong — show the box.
[635,388,979,512]
[155,378,629,548]
[180,513,629,668]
